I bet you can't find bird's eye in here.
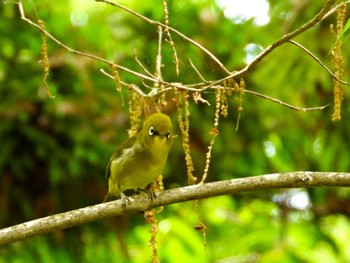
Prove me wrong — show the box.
[149,127,155,136]
[166,132,171,139]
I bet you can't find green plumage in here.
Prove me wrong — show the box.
[103,113,173,203]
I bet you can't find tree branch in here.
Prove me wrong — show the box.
[244,89,329,111]
[18,0,345,113]
[239,0,337,76]
[201,0,338,89]
[1,171,350,246]
[288,40,350,86]
[95,0,231,74]
[17,1,161,86]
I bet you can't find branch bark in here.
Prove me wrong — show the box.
[1,171,350,246]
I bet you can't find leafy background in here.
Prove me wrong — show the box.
[1,0,350,262]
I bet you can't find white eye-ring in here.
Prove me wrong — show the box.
[149,127,155,135]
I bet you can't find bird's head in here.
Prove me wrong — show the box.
[140,112,173,152]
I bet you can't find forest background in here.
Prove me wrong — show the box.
[1,0,350,262]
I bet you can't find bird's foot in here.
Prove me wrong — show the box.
[137,188,157,202]
[120,192,131,207]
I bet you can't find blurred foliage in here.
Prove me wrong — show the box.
[1,0,350,262]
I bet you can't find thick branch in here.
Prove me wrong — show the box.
[1,171,350,246]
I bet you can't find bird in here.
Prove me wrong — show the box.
[103,112,173,205]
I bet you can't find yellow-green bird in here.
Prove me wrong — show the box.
[103,112,173,204]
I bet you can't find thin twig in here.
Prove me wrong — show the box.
[198,0,338,91]
[189,59,208,83]
[95,0,230,74]
[288,40,350,86]
[103,66,329,111]
[19,1,196,97]
[100,68,197,93]
[323,0,350,20]
[245,89,329,111]
[241,0,337,76]
[19,0,339,112]
[100,69,175,97]
[132,48,156,79]
[18,1,160,87]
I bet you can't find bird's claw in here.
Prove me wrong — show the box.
[147,190,157,202]
[120,192,131,208]
[137,188,157,202]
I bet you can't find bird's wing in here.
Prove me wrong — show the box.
[105,136,137,179]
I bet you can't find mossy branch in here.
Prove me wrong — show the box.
[1,171,350,246]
